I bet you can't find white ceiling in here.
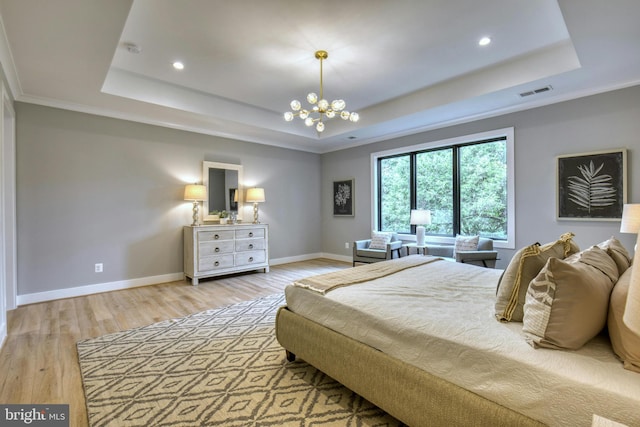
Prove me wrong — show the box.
[0,0,639,153]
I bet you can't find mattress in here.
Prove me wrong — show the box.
[284,257,640,427]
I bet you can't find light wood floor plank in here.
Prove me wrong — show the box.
[0,258,349,426]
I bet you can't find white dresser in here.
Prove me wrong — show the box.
[184,224,269,285]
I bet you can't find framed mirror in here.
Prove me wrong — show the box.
[202,161,243,222]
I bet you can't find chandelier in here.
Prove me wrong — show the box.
[284,50,359,133]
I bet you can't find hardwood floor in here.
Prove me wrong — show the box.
[0,258,349,426]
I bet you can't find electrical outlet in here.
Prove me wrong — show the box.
[95,263,103,273]
[345,242,350,249]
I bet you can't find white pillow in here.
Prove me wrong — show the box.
[369,231,392,249]
[454,235,479,254]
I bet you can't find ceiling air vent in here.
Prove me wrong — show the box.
[519,85,553,98]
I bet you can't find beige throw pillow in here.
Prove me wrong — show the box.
[454,235,479,255]
[597,236,632,275]
[495,232,579,322]
[608,267,640,372]
[523,246,618,350]
[369,231,392,249]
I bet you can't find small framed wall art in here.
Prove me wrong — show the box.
[556,148,626,221]
[333,179,354,216]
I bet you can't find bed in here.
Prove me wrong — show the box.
[275,251,640,427]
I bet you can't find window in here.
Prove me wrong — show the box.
[372,128,514,248]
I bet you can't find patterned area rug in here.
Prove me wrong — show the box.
[77,293,403,426]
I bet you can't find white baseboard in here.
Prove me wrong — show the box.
[16,272,185,306]
[16,253,353,306]
[270,253,352,265]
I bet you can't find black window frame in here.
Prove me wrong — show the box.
[374,131,513,246]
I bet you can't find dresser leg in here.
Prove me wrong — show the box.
[192,277,199,286]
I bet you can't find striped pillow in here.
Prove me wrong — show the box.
[454,235,479,255]
[495,232,579,322]
[369,231,392,249]
[523,246,618,350]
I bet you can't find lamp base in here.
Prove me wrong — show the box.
[191,201,200,226]
[416,226,425,246]
[253,202,260,224]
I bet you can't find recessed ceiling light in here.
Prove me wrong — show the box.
[478,37,491,46]
[172,61,184,70]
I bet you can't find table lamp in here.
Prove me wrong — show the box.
[620,203,640,335]
[184,184,207,226]
[246,187,265,224]
[410,209,431,246]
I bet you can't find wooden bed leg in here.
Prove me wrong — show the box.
[285,350,296,362]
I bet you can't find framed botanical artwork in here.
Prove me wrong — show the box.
[556,148,627,221]
[333,179,354,216]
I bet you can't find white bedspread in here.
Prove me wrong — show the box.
[284,257,640,427]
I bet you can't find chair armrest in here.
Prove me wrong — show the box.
[456,250,499,268]
[385,240,403,258]
[388,240,403,250]
[355,240,371,249]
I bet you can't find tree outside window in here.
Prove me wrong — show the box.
[378,138,508,240]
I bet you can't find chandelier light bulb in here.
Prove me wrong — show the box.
[317,99,329,111]
[284,50,359,134]
[331,99,345,111]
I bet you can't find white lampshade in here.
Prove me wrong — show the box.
[624,232,640,335]
[410,209,432,225]
[184,184,206,201]
[246,187,265,203]
[620,204,640,233]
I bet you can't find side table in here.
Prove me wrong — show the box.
[403,243,428,256]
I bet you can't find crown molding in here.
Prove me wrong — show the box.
[0,13,21,99]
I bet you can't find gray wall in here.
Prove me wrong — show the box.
[16,103,322,295]
[322,86,640,267]
[15,85,640,296]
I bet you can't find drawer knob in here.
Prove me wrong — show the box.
[248,244,254,249]
[214,261,220,266]
[249,232,254,237]
[214,234,220,240]
[215,247,220,252]
[249,257,254,262]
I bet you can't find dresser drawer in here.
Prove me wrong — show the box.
[235,238,266,252]
[236,228,265,239]
[198,230,234,242]
[235,250,266,266]
[199,254,234,271]
[199,240,235,256]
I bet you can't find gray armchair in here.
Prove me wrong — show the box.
[455,237,498,268]
[352,235,403,266]
[425,237,498,268]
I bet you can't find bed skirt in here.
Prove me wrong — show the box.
[275,307,545,427]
